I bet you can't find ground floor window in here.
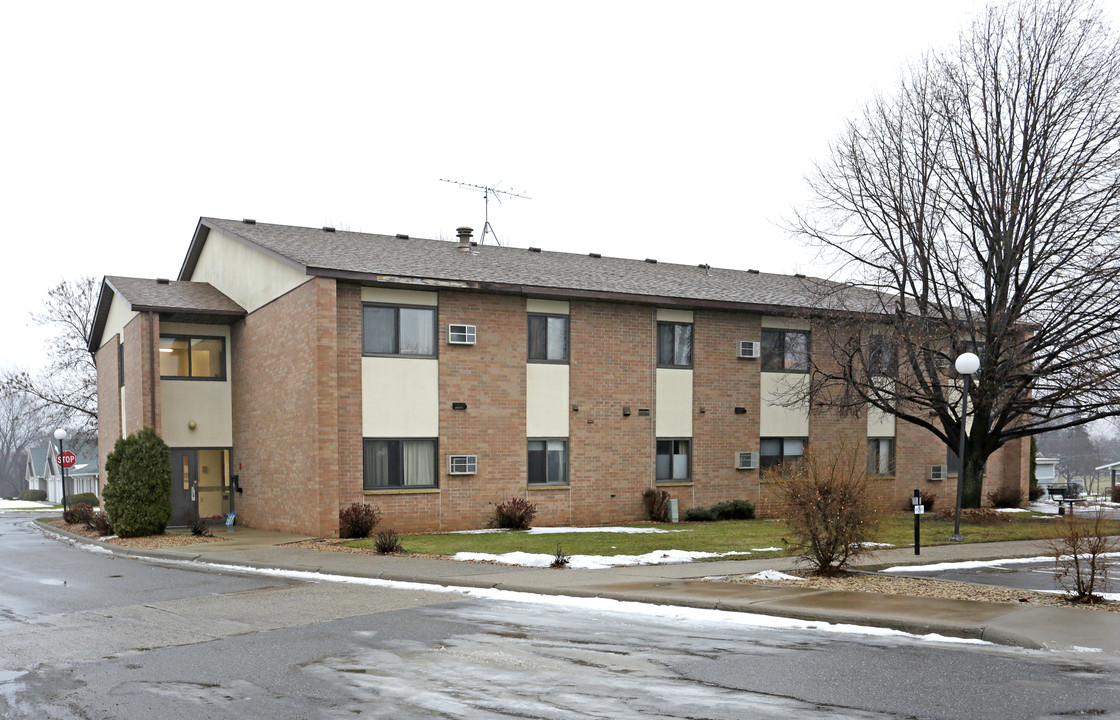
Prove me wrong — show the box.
[867,437,895,476]
[759,437,806,471]
[363,438,438,489]
[528,439,568,485]
[656,438,691,482]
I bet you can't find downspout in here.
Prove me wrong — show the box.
[650,308,656,489]
[148,311,157,428]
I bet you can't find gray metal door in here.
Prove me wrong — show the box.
[169,449,197,526]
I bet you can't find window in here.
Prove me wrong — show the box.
[657,322,693,368]
[159,335,226,380]
[528,314,568,362]
[656,438,691,482]
[528,439,568,485]
[362,304,436,357]
[946,445,960,476]
[118,341,125,387]
[760,329,809,372]
[867,438,895,476]
[363,438,438,489]
[759,437,807,470]
[868,336,897,377]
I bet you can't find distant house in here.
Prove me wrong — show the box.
[1035,456,1059,487]
[25,441,99,504]
[1096,461,1119,494]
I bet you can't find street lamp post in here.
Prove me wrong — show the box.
[951,352,980,542]
[54,428,69,512]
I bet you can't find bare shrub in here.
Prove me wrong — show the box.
[373,529,403,554]
[1043,508,1119,603]
[550,543,570,569]
[63,502,93,525]
[986,486,1023,508]
[768,446,882,575]
[86,510,113,536]
[491,497,537,530]
[641,489,672,522]
[185,509,212,537]
[339,503,380,539]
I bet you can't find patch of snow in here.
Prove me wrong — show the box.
[856,542,895,548]
[0,499,57,510]
[751,547,782,552]
[453,549,752,569]
[882,552,1120,573]
[993,508,1029,513]
[748,570,802,581]
[134,556,991,645]
[449,526,687,535]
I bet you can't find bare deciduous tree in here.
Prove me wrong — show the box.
[792,0,1120,507]
[1,276,98,438]
[0,390,52,499]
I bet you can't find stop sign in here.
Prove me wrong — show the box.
[57,451,76,469]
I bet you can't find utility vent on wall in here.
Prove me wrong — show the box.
[927,464,948,481]
[735,451,758,470]
[448,324,477,345]
[448,455,478,475]
[738,340,760,359]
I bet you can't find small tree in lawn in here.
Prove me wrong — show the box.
[1043,507,1119,603]
[768,445,882,575]
[103,427,171,538]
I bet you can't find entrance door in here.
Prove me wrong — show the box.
[170,449,197,526]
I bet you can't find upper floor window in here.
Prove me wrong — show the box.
[159,335,226,380]
[657,322,693,368]
[528,314,569,363]
[761,329,809,372]
[118,340,125,387]
[868,336,897,377]
[362,304,436,357]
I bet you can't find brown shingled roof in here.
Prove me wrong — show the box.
[105,276,245,315]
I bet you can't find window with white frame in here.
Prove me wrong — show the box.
[362,304,437,357]
[363,438,438,489]
[527,314,568,362]
[759,437,807,470]
[867,437,895,476]
[656,438,691,482]
[760,329,809,372]
[528,439,568,484]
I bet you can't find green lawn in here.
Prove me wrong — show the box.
[346,512,1114,559]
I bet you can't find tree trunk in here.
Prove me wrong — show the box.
[961,451,986,509]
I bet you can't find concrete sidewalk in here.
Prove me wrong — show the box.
[38,521,1120,661]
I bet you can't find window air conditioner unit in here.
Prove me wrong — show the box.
[735,451,759,470]
[448,324,477,345]
[738,340,760,359]
[448,454,478,475]
[927,464,948,481]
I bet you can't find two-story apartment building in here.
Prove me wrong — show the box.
[88,218,1030,536]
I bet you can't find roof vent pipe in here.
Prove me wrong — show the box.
[456,226,474,250]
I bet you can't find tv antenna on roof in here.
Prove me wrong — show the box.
[440,179,530,247]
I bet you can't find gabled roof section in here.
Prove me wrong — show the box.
[188,217,886,314]
[87,276,246,353]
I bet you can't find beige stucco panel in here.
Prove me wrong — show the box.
[159,323,233,448]
[867,378,896,436]
[363,357,439,437]
[101,294,137,351]
[761,316,811,330]
[190,226,309,312]
[526,298,568,315]
[656,368,693,437]
[526,363,569,437]
[760,373,810,436]
[656,308,694,323]
[361,287,438,306]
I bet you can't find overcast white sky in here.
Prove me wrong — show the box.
[5,0,1116,373]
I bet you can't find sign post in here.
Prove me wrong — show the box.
[912,489,924,555]
[54,429,70,512]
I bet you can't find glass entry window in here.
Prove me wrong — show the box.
[170,448,231,525]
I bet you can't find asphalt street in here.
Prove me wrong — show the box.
[4,512,1120,719]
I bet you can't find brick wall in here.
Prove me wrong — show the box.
[95,337,121,494]
[691,309,761,513]
[231,278,338,536]
[122,312,160,435]
[568,301,655,525]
